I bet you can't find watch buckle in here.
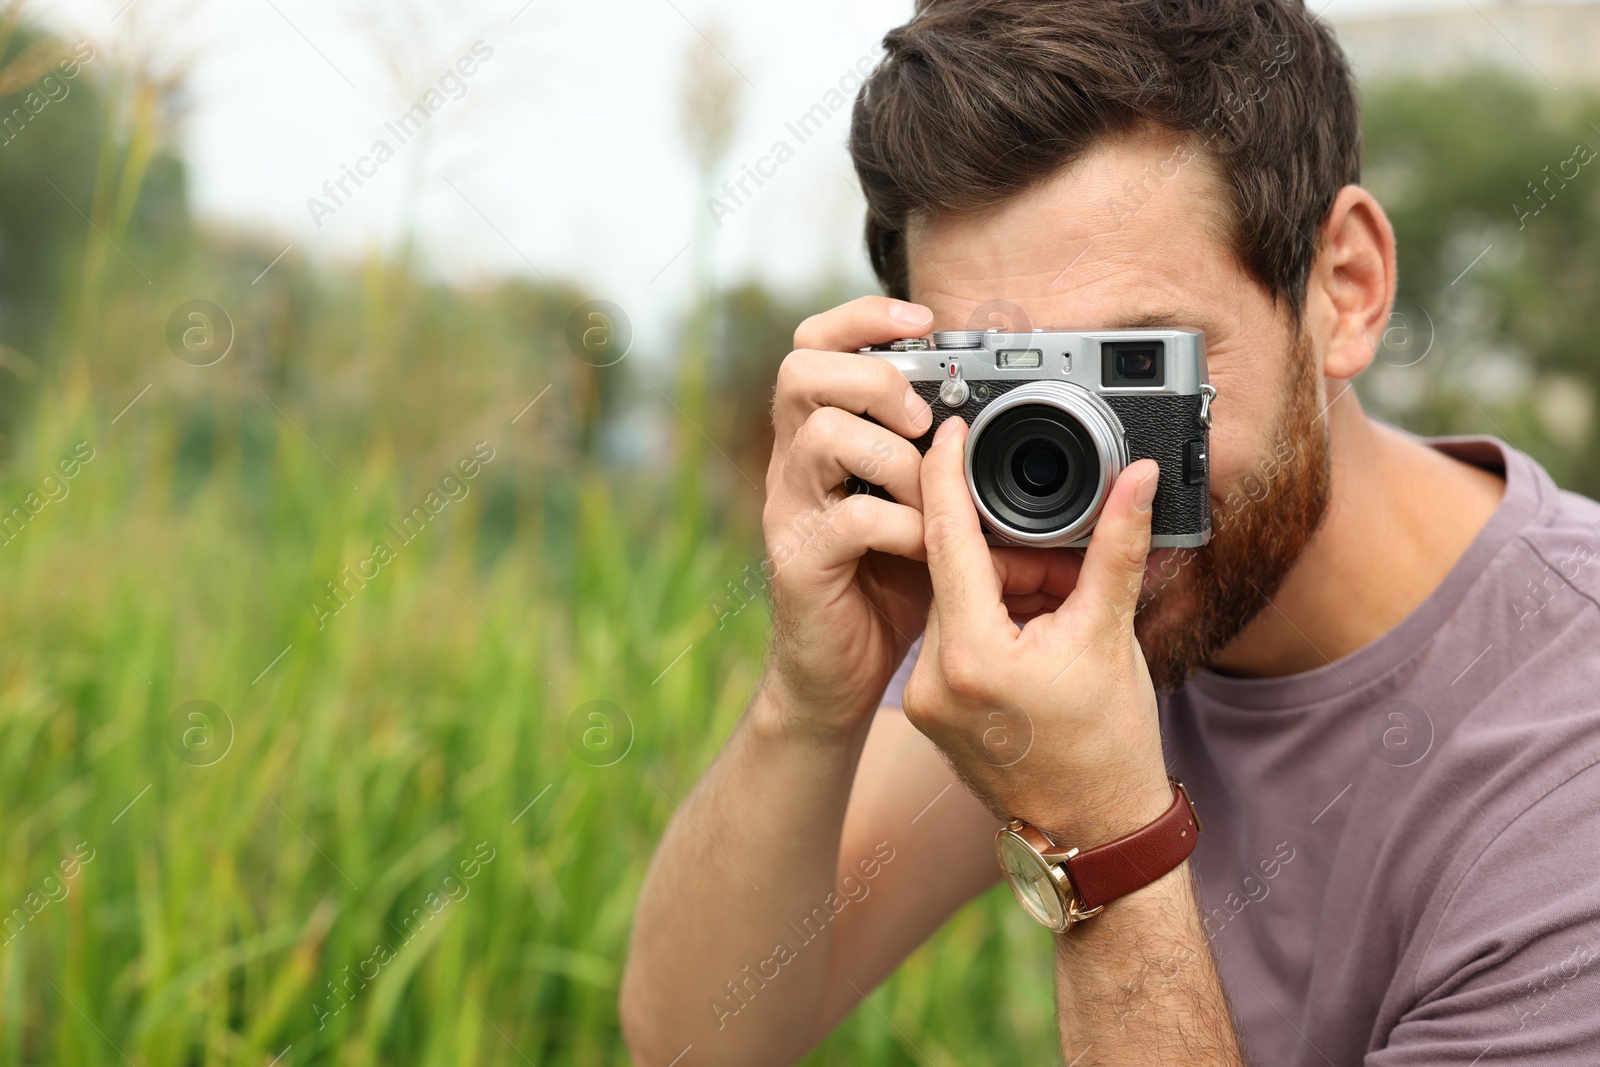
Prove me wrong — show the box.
[1066,898,1105,925]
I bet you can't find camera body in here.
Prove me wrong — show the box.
[857,328,1215,548]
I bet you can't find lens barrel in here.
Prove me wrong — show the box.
[965,382,1129,546]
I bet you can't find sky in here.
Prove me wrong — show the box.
[36,0,1492,342]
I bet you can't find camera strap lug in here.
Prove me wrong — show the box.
[1198,383,1217,428]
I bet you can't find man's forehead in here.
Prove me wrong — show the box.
[904,128,1241,331]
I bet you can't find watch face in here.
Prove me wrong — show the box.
[996,829,1065,929]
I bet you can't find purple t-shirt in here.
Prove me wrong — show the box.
[883,437,1600,1063]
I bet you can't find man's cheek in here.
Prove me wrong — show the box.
[1195,403,1266,492]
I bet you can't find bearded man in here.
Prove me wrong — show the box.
[622,1,1600,1063]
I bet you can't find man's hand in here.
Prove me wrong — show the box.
[760,296,939,739]
[904,416,1244,1063]
[901,415,1172,846]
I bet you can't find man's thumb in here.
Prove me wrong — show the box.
[1075,459,1159,622]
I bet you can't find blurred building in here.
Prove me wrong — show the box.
[1330,1,1600,86]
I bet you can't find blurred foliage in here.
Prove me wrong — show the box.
[1359,69,1600,495]
[0,21,106,442]
[708,279,855,491]
[0,17,1049,1067]
[3,9,1600,1064]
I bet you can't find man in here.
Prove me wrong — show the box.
[621,1,1600,1063]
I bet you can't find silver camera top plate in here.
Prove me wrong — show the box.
[861,327,1208,397]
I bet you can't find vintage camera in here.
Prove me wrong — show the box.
[855,328,1216,547]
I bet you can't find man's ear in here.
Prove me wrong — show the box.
[1308,185,1397,381]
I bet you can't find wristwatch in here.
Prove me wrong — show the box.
[994,777,1202,932]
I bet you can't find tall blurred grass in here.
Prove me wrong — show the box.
[0,19,1062,1065]
[7,267,1082,1067]
[0,255,1069,1066]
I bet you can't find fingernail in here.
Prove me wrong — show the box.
[890,301,932,327]
[933,416,963,444]
[903,386,932,432]
[1133,467,1159,513]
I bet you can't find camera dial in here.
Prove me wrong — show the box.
[932,330,984,349]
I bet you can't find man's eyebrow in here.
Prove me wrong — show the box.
[1106,310,1213,332]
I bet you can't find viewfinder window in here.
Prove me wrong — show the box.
[1102,341,1165,386]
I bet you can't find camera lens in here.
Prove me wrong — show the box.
[970,406,1098,536]
[1016,443,1064,492]
[965,382,1129,546]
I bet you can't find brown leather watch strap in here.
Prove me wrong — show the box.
[1062,778,1201,912]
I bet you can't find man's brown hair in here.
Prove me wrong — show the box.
[849,0,1361,320]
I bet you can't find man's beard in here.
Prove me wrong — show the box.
[1135,334,1332,691]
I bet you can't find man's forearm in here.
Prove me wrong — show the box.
[1053,865,1245,1065]
[620,684,870,1067]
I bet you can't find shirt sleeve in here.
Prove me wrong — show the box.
[878,637,922,709]
[1368,762,1600,1065]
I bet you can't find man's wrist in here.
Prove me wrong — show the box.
[1051,858,1197,951]
[1027,768,1176,854]
[746,674,876,752]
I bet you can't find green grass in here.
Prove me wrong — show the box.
[0,323,1068,1065]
